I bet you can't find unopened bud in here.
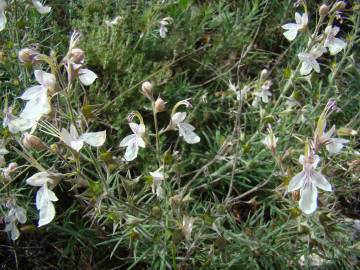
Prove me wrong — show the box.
[260,69,269,81]
[70,48,85,64]
[332,1,346,12]
[154,97,166,113]
[18,48,39,64]
[337,127,357,137]
[22,133,45,150]
[3,162,18,179]
[141,81,154,100]
[319,4,329,17]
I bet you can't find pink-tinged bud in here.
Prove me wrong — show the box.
[141,81,154,100]
[319,4,329,17]
[22,133,45,151]
[70,48,85,64]
[18,48,40,64]
[154,97,166,113]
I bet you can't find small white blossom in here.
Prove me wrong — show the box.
[4,201,27,241]
[262,125,278,152]
[170,112,200,144]
[252,80,272,106]
[19,70,54,121]
[78,68,98,86]
[182,216,195,241]
[314,122,349,154]
[326,138,348,154]
[288,151,331,214]
[0,0,7,31]
[159,17,172,38]
[119,122,146,161]
[61,124,106,152]
[282,12,308,41]
[31,0,51,14]
[298,46,326,76]
[228,80,238,93]
[150,168,166,199]
[324,25,347,55]
[26,172,62,227]
[105,16,122,27]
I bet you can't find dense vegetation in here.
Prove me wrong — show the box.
[0,0,359,269]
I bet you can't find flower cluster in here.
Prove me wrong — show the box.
[287,100,349,214]
[282,3,347,76]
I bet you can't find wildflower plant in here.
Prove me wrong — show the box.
[0,0,359,269]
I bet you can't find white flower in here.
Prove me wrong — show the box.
[324,25,347,55]
[252,80,272,106]
[4,202,27,241]
[119,122,146,161]
[228,80,238,93]
[105,16,122,27]
[326,138,349,154]
[26,172,61,227]
[78,68,98,86]
[150,169,166,198]
[262,125,278,151]
[19,70,54,121]
[61,124,106,152]
[282,12,308,41]
[182,216,195,241]
[298,46,326,75]
[314,123,349,154]
[170,112,200,144]
[32,0,51,14]
[0,0,7,31]
[159,17,172,38]
[288,152,331,214]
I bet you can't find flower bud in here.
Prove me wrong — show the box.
[141,81,154,100]
[260,69,269,81]
[337,127,357,136]
[333,1,346,11]
[154,97,166,113]
[22,133,45,150]
[18,48,39,64]
[3,162,18,179]
[70,48,85,64]
[319,4,329,17]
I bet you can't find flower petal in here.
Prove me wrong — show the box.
[178,122,200,144]
[288,171,305,192]
[31,0,51,14]
[78,68,98,86]
[283,29,298,41]
[20,85,44,100]
[0,9,6,32]
[312,171,332,192]
[328,38,346,55]
[34,70,56,91]
[124,140,139,161]
[38,201,55,227]
[326,138,349,154]
[171,112,187,126]
[300,61,312,76]
[119,134,137,147]
[281,23,298,30]
[26,172,53,187]
[299,183,318,214]
[80,130,106,147]
[19,90,51,119]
